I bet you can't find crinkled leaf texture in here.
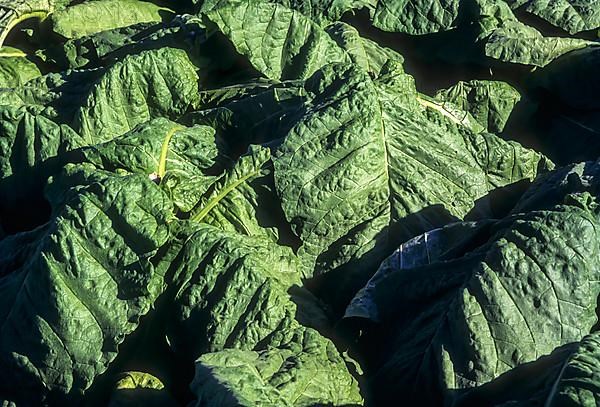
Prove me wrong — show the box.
[164,222,362,406]
[475,0,594,67]
[326,21,405,77]
[272,61,550,284]
[372,0,461,34]
[453,329,600,406]
[74,47,199,143]
[190,325,363,407]
[50,0,172,40]
[508,0,600,34]
[434,80,521,133]
[0,164,172,404]
[75,118,226,212]
[201,0,371,25]
[202,0,350,80]
[345,160,600,406]
[0,105,88,232]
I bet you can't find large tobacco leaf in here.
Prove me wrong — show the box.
[185,80,307,157]
[50,0,172,40]
[0,163,173,404]
[345,160,600,406]
[326,21,405,77]
[190,325,364,407]
[73,47,199,142]
[473,0,594,67]
[368,0,595,67]
[45,22,161,70]
[75,118,227,212]
[451,330,600,406]
[507,0,600,34]
[164,224,304,358]
[162,223,362,406]
[372,0,461,35]
[202,0,350,81]
[272,61,550,281]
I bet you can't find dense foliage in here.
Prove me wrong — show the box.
[1,0,599,406]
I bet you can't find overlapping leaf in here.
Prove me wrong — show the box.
[273,61,550,282]
[345,160,600,405]
[0,164,173,403]
[73,47,199,142]
[202,1,350,81]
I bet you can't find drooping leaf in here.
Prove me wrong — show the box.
[0,105,88,232]
[45,22,161,69]
[201,0,372,25]
[50,0,173,40]
[202,1,350,81]
[371,0,461,35]
[186,146,283,241]
[508,0,600,34]
[454,330,600,406]
[272,61,551,284]
[161,221,362,406]
[326,21,404,77]
[475,0,594,67]
[73,47,199,142]
[0,163,173,404]
[184,80,307,156]
[165,223,304,357]
[345,160,600,406]
[190,325,364,407]
[434,80,521,133]
[75,118,227,212]
[543,331,600,406]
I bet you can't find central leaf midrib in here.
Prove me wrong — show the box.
[157,125,184,178]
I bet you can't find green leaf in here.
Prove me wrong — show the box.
[50,0,173,40]
[326,21,404,77]
[201,0,372,25]
[372,0,461,34]
[185,80,307,157]
[345,161,600,406]
[0,105,87,232]
[190,325,364,407]
[454,330,600,406]
[544,331,600,406]
[475,0,594,67]
[509,0,600,34]
[165,223,304,357]
[73,47,199,143]
[273,62,550,280]
[434,80,521,133]
[0,47,41,87]
[45,22,160,69]
[202,1,350,80]
[75,118,226,212]
[0,164,173,403]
